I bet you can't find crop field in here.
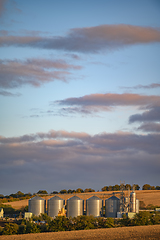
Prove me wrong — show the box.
[3,190,160,209]
[0,225,160,240]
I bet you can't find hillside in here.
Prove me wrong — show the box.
[3,190,160,209]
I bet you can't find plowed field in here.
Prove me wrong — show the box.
[0,225,160,240]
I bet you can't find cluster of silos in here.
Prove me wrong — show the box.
[28,192,139,218]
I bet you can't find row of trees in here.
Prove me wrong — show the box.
[101,184,140,191]
[1,184,160,201]
[1,211,160,235]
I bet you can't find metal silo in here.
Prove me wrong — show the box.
[48,196,64,218]
[28,196,46,216]
[105,196,120,218]
[130,191,136,212]
[136,199,139,213]
[67,196,84,218]
[86,196,103,217]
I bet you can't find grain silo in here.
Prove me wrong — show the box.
[67,196,84,218]
[48,196,64,218]
[86,196,103,217]
[105,196,120,218]
[130,191,136,212]
[28,196,46,216]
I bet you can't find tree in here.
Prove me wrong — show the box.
[134,184,140,190]
[101,186,108,191]
[125,184,131,190]
[51,191,59,194]
[108,186,113,191]
[113,185,120,191]
[84,188,95,193]
[142,184,151,190]
[2,223,19,235]
[37,190,48,194]
[60,189,67,194]
[76,188,84,193]
[156,186,160,190]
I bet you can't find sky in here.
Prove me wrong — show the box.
[0,0,160,195]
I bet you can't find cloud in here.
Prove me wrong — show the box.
[138,123,160,133]
[0,24,160,53]
[0,58,82,89]
[129,106,160,123]
[122,83,160,90]
[54,93,160,115]
[0,0,7,17]
[0,90,21,96]
[0,129,160,194]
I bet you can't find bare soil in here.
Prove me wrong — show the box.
[0,225,160,240]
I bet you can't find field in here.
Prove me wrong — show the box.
[3,190,160,209]
[0,225,160,240]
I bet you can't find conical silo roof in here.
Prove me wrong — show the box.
[29,196,45,201]
[87,196,101,201]
[107,196,120,201]
[68,196,83,201]
[48,196,63,201]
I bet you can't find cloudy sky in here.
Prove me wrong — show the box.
[0,0,160,195]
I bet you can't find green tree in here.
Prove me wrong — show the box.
[76,188,84,193]
[134,184,140,190]
[125,184,131,190]
[142,184,151,190]
[37,190,48,194]
[113,185,120,191]
[2,223,19,235]
[108,186,113,191]
[156,186,160,190]
[60,189,67,194]
[101,186,108,191]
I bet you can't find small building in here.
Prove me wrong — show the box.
[24,212,33,219]
[0,208,4,218]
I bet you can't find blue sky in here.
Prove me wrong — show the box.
[0,0,160,195]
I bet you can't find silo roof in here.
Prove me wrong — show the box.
[48,196,63,201]
[29,196,45,201]
[67,196,83,201]
[107,196,120,200]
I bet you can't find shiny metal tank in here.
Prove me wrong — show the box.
[105,196,120,218]
[67,196,84,218]
[48,196,64,218]
[28,196,46,216]
[136,199,139,213]
[86,196,103,217]
[130,191,136,212]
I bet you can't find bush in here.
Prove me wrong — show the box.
[2,223,19,235]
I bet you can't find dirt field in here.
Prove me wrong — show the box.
[3,190,160,210]
[0,225,160,240]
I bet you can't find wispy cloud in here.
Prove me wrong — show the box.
[0,24,160,53]
[0,58,82,89]
[54,93,160,115]
[0,0,7,17]
[0,90,21,97]
[122,83,160,90]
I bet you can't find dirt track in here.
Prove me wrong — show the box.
[0,225,160,240]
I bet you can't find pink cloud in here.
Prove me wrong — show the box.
[0,58,82,88]
[0,24,160,53]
